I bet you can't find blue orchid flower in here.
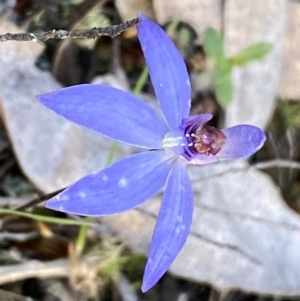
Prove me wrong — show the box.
[37,14,266,292]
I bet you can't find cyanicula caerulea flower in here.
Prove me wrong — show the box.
[37,14,266,292]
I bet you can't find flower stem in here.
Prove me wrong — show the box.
[132,67,149,95]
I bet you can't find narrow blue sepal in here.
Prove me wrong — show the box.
[142,159,193,292]
[38,84,168,149]
[46,151,174,216]
[137,14,191,129]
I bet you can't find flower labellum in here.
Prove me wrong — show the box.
[37,14,266,292]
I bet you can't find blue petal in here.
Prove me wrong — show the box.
[137,14,191,129]
[37,84,168,149]
[45,151,174,215]
[180,113,213,130]
[217,125,266,158]
[142,159,193,292]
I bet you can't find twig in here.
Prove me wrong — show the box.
[0,18,139,42]
[191,159,300,185]
[15,187,66,211]
[254,159,300,170]
[0,255,102,285]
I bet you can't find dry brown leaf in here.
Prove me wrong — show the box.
[102,161,300,296]
[0,17,133,193]
[224,0,286,128]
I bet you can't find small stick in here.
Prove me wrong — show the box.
[0,256,102,285]
[254,158,300,170]
[15,187,66,211]
[0,18,139,42]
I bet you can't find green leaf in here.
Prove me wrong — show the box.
[203,27,225,64]
[212,60,234,106]
[229,42,273,66]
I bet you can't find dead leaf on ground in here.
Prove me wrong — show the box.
[224,0,286,128]
[0,17,133,193]
[153,0,222,43]
[102,160,300,297]
[153,0,286,128]
[278,1,300,99]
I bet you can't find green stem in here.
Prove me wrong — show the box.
[132,67,149,95]
[0,208,91,226]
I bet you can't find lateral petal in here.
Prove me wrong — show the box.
[142,160,193,292]
[38,84,168,149]
[137,14,191,129]
[45,151,174,215]
[217,125,266,158]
